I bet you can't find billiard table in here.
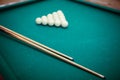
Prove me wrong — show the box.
[0,0,120,80]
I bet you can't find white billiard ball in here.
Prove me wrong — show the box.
[35,17,42,24]
[57,10,65,19]
[61,21,68,28]
[41,16,48,25]
[57,10,63,16]
[57,10,69,27]
[52,12,61,27]
[47,14,54,26]
[55,20,61,27]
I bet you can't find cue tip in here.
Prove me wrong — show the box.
[65,56,74,61]
[69,57,74,61]
[99,74,106,79]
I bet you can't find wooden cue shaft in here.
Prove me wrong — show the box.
[0,25,73,61]
[0,25,105,79]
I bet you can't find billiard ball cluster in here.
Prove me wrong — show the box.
[35,10,68,28]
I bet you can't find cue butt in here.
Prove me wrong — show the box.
[0,25,105,79]
[0,25,73,61]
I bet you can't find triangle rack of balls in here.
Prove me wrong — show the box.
[35,10,68,28]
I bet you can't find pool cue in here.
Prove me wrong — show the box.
[0,25,105,79]
[0,25,73,61]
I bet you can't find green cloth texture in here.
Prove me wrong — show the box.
[0,0,120,80]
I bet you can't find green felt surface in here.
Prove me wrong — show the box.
[0,0,120,80]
